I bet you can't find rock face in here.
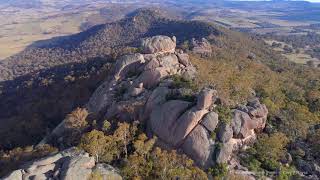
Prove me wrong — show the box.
[191,38,212,56]
[113,54,145,81]
[38,35,198,146]
[218,124,233,143]
[201,112,219,132]
[3,148,122,180]
[150,100,192,145]
[93,164,122,180]
[141,35,176,54]
[181,125,214,168]
[232,98,268,139]
[34,35,269,172]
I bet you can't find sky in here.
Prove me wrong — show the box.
[235,0,320,2]
[294,0,320,1]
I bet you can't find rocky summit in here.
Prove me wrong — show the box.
[6,35,269,180]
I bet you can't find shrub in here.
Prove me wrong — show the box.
[241,133,289,173]
[277,166,297,180]
[122,134,208,180]
[89,171,103,180]
[79,122,137,163]
[171,75,197,91]
[255,133,289,169]
[215,105,232,124]
[208,163,228,179]
[165,90,196,102]
[102,120,111,132]
[279,102,319,140]
[64,108,89,130]
[79,130,114,162]
[210,131,217,140]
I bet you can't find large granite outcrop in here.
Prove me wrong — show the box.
[3,148,122,180]
[141,35,176,54]
[35,35,268,173]
[38,35,197,145]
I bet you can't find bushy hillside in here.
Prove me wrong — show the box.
[187,28,320,178]
[0,9,221,150]
[0,9,220,81]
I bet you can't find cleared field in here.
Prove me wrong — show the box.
[264,39,320,66]
[284,53,319,65]
[0,8,99,59]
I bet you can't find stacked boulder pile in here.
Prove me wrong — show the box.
[13,35,268,179]
[4,148,122,180]
[85,35,268,168]
[86,35,197,117]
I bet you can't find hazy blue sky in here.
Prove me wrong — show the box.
[239,0,320,2]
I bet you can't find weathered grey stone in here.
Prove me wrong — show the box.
[177,53,191,67]
[26,164,56,176]
[93,164,122,180]
[196,88,214,110]
[173,107,209,146]
[201,112,219,132]
[60,155,95,180]
[128,83,145,97]
[4,148,97,180]
[313,163,320,176]
[236,105,249,113]
[85,79,115,114]
[60,147,87,158]
[218,124,233,143]
[231,110,254,138]
[144,86,170,120]
[150,100,191,146]
[3,170,23,180]
[105,98,146,122]
[247,98,261,108]
[144,59,160,70]
[113,54,145,80]
[191,38,212,55]
[182,125,214,168]
[143,54,156,62]
[182,65,197,80]
[141,36,176,54]
[158,54,179,69]
[32,173,48,180]
[232,100,268,139]
[215,141,233,164]
[135,67,170,88]
[26,153,63,167]
[248,104,268,119]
